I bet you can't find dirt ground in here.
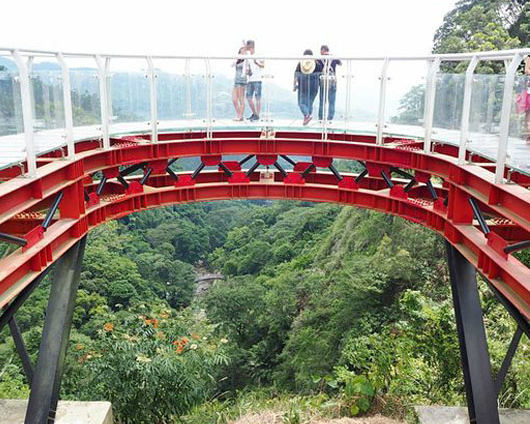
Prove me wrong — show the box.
[231,411,405,424]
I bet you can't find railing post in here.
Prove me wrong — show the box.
[12,50,37,177]
[423,57,441,153]
[321,57,331,140]
[205,57,213,139]
[146,56,158,143]
[56,53,75,159]
[458,56,479,165]
[344,59,352,125]
[495,53,523,183]
[95,55,111,150]
[376,58,390,145]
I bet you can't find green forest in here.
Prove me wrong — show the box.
[2,1,530,423]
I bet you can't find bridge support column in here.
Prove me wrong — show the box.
[25,236,87,424]
[445,241,500,424]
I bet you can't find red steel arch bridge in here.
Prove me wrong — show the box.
[1,47,530,424]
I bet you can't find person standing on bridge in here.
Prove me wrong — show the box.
[294,49,323,126]
[245,40,265,122]
[232,45,248,121]
[317,45,342,122]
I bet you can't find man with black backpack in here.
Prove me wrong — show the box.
[317,45,342,122]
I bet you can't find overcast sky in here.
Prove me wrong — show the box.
[1,0,457,57]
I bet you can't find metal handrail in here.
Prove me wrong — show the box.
[2,46,529,183]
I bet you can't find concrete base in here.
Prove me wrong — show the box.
[0,399,113,424]
[415,406,530,424]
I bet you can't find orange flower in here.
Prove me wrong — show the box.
[103,323,114,332]
[175,345,184,354]
[144,319,152,326]
[181,336,189,345]
[152,318,159,329]
[191,333,200,340]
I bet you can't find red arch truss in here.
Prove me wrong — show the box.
[1,130,530,319]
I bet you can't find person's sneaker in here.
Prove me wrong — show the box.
[303,115,312,126]
[250,115,260,121]
[246,114,255,120]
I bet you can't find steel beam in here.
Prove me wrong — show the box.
[8,317,34,385]
[445,241,500,424]
[24,236,87,424]
[494,327,523,396]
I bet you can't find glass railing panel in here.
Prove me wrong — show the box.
[155,58,207,133]
[0,55,24,169]
[67,57,102,142]
[338,59,382,133]
[325,57,350,127]
[264,58,311,129]
[108,59,151,137]
[210,58,246,127]
[507,74,530,172]
[0,56,23,137]
[468,73,505,161]
[384,60,428,138]
[432,73,465,143]
[30,57,66,154]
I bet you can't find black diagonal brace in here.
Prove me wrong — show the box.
[0,232,28,246]
[391,167,414,180]
[96,176,107,196]
[273,162,288,178]
[117,175,129,189]
[166,167,179,181]
[239,155,254,166]
[469,198,490,235]
[355,169,368,184]
[426,180,439,200]
[191,163,205,180]
[140,167,153,185]
[42,192,64,230]
[404,179,416,193]
[280,155,296,166]
[245,161,260,177]
[120,162,146,177]
[328,163,343,181]
[504,240,530,255]
[494,326,523,396]
[380,170,394,188]
[219,162,234,178]
[301,164,316,178]
[9,317,34,386]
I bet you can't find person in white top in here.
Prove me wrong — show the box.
[244,40,265,121]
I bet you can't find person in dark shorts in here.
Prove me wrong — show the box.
[317,45,342,121]
[294,49,323,126]
[245,40,264,121]
[232,45,248,121]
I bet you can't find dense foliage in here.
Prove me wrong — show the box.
[2,200,530,423]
